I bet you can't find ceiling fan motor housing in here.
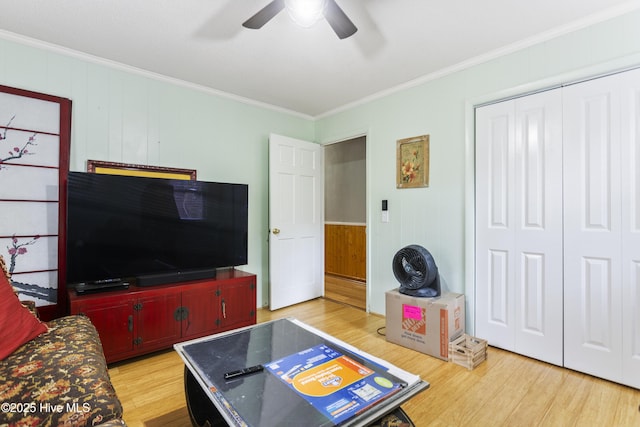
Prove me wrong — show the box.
[242,0,357,39]
[392,244,441,298]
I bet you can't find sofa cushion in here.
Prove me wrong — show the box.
[0,268,48,360]
[0,315,124,426]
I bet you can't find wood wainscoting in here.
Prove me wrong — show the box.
[324,223,366,309]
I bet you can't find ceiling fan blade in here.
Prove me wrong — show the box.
[323,0,357,39]
[242,0,286,29]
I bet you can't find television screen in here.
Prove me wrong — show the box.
[66,171,248,286]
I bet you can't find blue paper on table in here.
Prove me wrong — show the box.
[264,344,404,424]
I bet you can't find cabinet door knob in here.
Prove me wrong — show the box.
[174,306,189,321]
[272,228,280,235]
[128,315,133,332]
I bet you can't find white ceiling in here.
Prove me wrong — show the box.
[0,0,638,117]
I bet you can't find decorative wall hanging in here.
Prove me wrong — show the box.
[396,134,429,189]
[0,85,71,320]
[87,160,197,180]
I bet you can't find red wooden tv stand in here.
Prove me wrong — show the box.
[67,269,256,364]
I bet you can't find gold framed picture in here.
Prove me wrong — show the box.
[87,160,196,180]
[396,134,429,188]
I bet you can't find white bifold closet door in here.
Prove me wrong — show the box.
[476,68,640,389]
[475,89,564,366]
[563,69,640,389]
[620,69,640,389]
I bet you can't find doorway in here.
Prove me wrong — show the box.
[323,136,367,310]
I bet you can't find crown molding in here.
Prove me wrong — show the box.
[0,29,314,121]
[316,1,640,119]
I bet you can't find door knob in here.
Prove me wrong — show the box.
[272,228,280,235]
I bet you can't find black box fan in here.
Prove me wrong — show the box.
[392,245,441,298]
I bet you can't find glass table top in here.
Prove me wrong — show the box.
[175,318,429,427]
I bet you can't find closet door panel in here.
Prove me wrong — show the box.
[624,262,640,388]
[519,252,545,332]
[620,68,640,388]
[476,102,516,350]
[476,89,563,365]
[563,75,623,382]
[488,249,510,325]
[513,92,563,365]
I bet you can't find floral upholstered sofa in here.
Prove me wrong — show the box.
[0,256,125,427]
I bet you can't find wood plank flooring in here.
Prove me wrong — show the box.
[324,273,366,310]
[108,298,640,426]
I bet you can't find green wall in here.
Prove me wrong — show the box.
[0,37,315,308]
[315,9,640,317]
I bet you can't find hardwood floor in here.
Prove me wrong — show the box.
[324,273,366,309]
[108,298,640,426]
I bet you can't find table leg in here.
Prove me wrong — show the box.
[184,367,227,427]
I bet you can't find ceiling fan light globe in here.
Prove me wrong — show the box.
[285,0,327,28]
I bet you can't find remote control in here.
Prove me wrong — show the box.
[224,364,264,380]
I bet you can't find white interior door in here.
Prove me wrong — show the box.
[563,74,623,382]
[512,90,563,365]
[269,133,323,310]
[475,89,563,366]
[620,68,640,388]
[476,67,640,387]
[475,100,517,350]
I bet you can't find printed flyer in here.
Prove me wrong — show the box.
[265,344,403,424]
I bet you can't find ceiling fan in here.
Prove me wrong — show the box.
[242,0,357,39]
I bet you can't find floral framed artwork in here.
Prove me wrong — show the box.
[396,134,429,188]
[0,84,71,320]
[87,160,196,180]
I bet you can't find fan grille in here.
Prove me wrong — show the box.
[392,245,437,290]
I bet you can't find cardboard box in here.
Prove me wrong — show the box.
[385,289,465,360]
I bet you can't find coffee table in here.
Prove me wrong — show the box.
[174,318,429,427]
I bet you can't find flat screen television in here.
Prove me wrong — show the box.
[66,171,248,287]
